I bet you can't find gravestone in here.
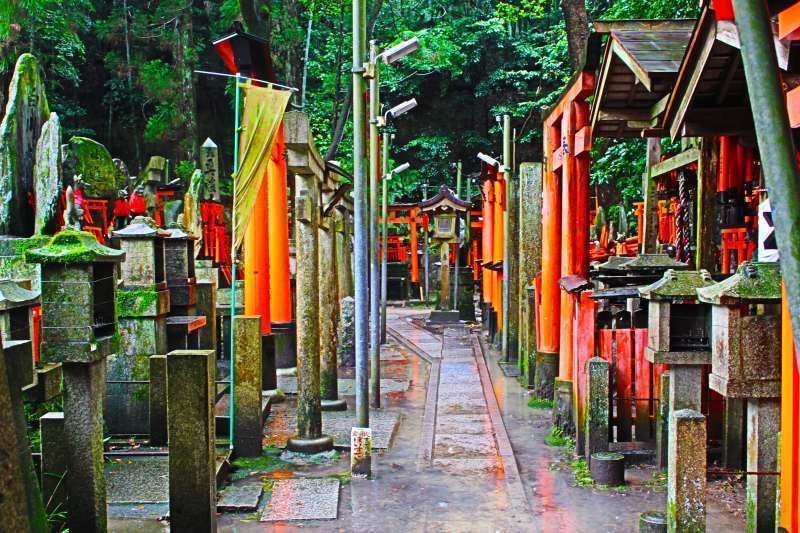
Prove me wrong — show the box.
[0,53,50,236]
[62,136,119,200]
[34,112,63,235]
[201,138,220,201]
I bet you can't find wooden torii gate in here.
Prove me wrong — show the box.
[385,204,428,295]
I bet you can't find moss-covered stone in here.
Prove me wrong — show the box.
[25,229,125,264]
[33,113,62,235]
[697,261,781,305]
[116,288,159,318]
[62,136,118,200]
[0,53,50,237]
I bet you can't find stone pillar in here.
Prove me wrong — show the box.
[746,399,780,532]
[657,371,670,470]
[233,316,264,457]
[336,208,354,298]
[338,296,356,368]
[0,341,47,531]
[149,355,167,445]
[351,426,372,477]
[320,203,346,411]
[503,171,520,364]
[287,170,333,453]
[669,365,703,412]
[195,260,218,351]
[552,378,574,435]
[167,349,216,532]
[439,243,451,310]
[722,398,745,469]
[534,351,558,400]
[40,411,68,527]
[518,163,543,388]
[585,357,609,465]
[667,409,706,532]
[62,360,108,532]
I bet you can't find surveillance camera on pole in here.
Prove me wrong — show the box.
[385,162,410,180]
[381,36,420,64]
[477,152,500,169]
[387,98,418,119]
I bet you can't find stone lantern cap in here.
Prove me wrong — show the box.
[0,279,39,311]
[419,185,470,214]
[639,269,714,301]
[112,216,168,239]
[621,253,687,273]
[165,225,195,240]
[25,230,125,264]
[597,255,633,272]
[697,261,781,306]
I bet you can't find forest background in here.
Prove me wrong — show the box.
[0,0,698,216]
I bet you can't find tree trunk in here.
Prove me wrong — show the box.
[174,12,200,161]
[561,0,589,71]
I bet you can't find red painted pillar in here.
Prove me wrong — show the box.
[410,210,419,285]
[559,104,575,381]
[482,178,494,305]
[267,125,290,333]
[540,122,561,354]
[244,168,271,332]
[493,176,504,329]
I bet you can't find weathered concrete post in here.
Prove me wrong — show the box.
[656,371,670,470]
[234,316,264,457]
[667,409,706,532]
[584,357,609,465]
[195,259,218,351]
[338,295,356,367]
[0,341,47,531]
[502,128,520,364]
[167,349,216,531]
[747,399,780,532]
[149,354,168,445]
[439,243,451,310]
[320,175,347,411]
[335,203,354,298]
[285,111,333,453]
[40,411,67,528]
[27,230,125,532]
[517,162,543,387]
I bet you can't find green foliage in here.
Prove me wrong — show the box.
[527,397,554,409]
[230,446,288,481]
[569,457,593,487]
[544,426,575,448]
[24,396,64,452]
[174,160,196,184]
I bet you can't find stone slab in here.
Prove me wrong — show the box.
[260,478,339,521]
[278,375,409,396]
[263,402,399,450]
[217,481,263,512]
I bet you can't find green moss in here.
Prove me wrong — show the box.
[320,369,337,398]
[116,288,158,317]
[746,490,756,533]
[230,448,288,481]
[63,136,118,199]
[25,229,124,264]
[528,397,554,409]
[569,457,593,487]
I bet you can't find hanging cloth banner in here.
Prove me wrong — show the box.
[232,82,291,250]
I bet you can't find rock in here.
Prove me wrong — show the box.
[0,53,50,236]
[338,296,355,367]
[62,137,119,200]
[34,112,63,235]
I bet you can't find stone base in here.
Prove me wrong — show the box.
[350,427,372,477]
[427,310,461,324]
[552,378,574,436]
[534,352,558,400]
[286,435,334,454]
[321,398,348,411]
[639,511,667,532]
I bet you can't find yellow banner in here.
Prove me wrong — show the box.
[233,82,291,250]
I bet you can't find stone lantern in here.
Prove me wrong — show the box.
[420,185,470,322]
[640,269,714,411]
[696,261,781,531]
[26,229,125,531]
[106,216,170,434]
[0,280,41,399]
[164,225,206,351]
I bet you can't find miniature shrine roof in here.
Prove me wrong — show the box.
[419,185,470,213]
[697,261,782,304]
[26,230,125,264]
[591,20,695,138]
[113,216,168,239]
[639,268,714,300]
[0,279,39,310]
[621,253,688,272]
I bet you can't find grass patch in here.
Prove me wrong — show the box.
[644,470,667,491]
[544,426,575,449]
[569,457,593,487]
[230,447,288,481]
[527,397,554,409]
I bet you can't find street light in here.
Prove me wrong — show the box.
[367,37,419,409]
[381,160,411,345]
[381,36,420,64]
[477,152,500,168]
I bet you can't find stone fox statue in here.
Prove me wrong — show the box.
[63,174,85,230]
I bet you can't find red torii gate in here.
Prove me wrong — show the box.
[386,204,428,290]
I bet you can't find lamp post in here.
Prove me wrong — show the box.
[365,37,419,409]
[381,161,411,344]
[453,161,463,311]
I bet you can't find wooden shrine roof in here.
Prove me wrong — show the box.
[591,20,695,138]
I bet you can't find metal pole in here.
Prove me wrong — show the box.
[352,0,369,427]
[368,41,381,409]
[380,132,390,344]
[453,161,462,311]
[733,0,800,368]
[501,114,512,360]
[228,73,242,450]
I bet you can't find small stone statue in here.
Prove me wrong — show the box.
[63,174,85,230]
